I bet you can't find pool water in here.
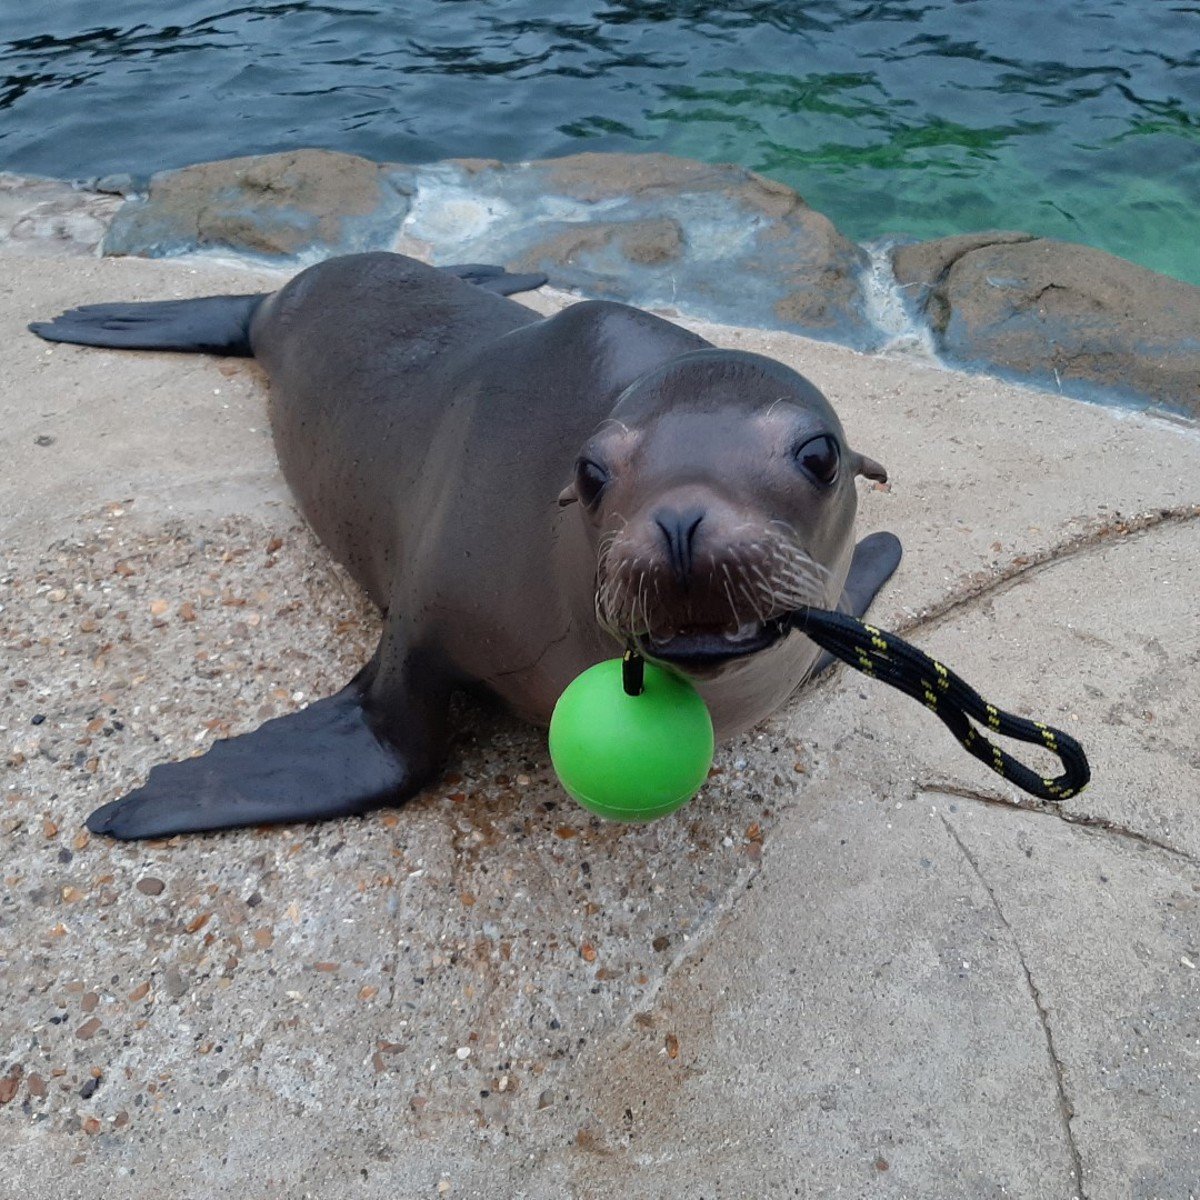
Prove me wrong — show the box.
[2,1,1197,285]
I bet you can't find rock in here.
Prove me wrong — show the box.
[564,216,683,268]
[103,149,413,261]
[163,966,188,999]
[893,233,1200,416]
[92,173,138,197]
[9,732,42,761]
[529,153,872,346]
[0,172,122,258]
[19,143,1193,407]
[538,153,720,204]
[892,230,1034,297]
[400,152,876,349]
[511,217,686,292]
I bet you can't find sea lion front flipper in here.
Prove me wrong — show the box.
[839,531,903,620]
[87,640,450,840]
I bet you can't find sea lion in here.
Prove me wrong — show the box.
[31,251,901,840]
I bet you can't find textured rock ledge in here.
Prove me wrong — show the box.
[98,148,877,351]
[894,231,1200,416]
[0,173,123,259]
[3,149,1197,415]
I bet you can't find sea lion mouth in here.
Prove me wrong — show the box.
[639,617,788,667]
[595,522,833,669]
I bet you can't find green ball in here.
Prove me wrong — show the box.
[549,658,715,823]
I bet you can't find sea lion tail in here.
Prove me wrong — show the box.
[28,293,264,356]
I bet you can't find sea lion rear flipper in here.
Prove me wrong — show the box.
[438,263,549,295]
[87,643,450,840]
[808,531,903,680]
[29,294,264,355]
[28,260,543,354]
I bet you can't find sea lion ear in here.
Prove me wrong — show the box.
[853,452,888,483]
[557,482,579,507]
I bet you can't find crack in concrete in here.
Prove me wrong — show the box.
[868,506,1200,870]
[920,781,1198,868]
[892,503,1200,639]
[939,813,1088,1200]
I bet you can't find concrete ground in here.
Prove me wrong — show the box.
[1,252,1197,1199]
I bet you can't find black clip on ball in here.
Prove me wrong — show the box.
[784,606,1091,803]
[622,646,645,697]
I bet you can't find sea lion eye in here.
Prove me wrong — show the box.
[794,435,840,486]
[575,458,610,509]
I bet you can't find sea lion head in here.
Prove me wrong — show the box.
[558,349,887,678]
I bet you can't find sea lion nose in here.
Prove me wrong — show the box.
[654,506,706,586]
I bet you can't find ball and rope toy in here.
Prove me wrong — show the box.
[549,606,1091,823]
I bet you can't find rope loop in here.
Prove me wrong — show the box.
[788,607,1090,802]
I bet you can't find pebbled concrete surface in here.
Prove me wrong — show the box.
[1,253,1198,1199]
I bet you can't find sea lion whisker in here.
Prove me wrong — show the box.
[772,550,833,595]
[732,561,767,624]
[749,564,781,614]
[777,567,825,607]
[776,535,828,570]
[739,582,767,625]
[769,568,813,608]
[635,569,650,638]
[720,562,741,628]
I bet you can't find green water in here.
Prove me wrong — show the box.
[657,63,1200,284]
[2,1,1197,284]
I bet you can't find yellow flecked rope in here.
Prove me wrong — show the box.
[787,607,1090,802]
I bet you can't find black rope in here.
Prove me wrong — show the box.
[783,607,1090,802]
